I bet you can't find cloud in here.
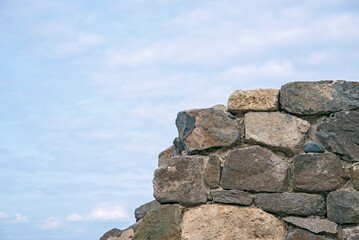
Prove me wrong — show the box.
[10,213,29,223]
[41,217,61,229]
[66,214,84,222]
[0,212,8,219]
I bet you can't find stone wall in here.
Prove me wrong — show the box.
[101,80,359,240]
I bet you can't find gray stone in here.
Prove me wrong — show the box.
[220,145,289,192]
[254,193,326,216]
[204,155,221,189]
[244,112,310,156]
[352,163,359,191]
[211,190,253,205]
[158,145,179,167]
[153,155,209,206]
[134,200,160,221]
[280,80,359,115]
[293,153,348,192]
[341,225,359,240]
[132,204,181,240]
[175,108,240,153]
[327,190,359,224]
[283,216,338,234]
[286,228,334,240]
[304,142,325,153]
[100,228,123,240]
[317,111,359,162]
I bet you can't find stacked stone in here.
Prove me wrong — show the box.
[102,80,359,240]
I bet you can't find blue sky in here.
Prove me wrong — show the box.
[0,0,358,239]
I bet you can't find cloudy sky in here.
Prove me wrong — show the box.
[0,0,358,239]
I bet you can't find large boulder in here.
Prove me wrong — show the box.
[181,204,287,240]
[283,216,338,234]
[220,145,289,192]
[293,153,348,192]
[244,112,310,156]
[280,80,359,115]
[227,88,279,113]
[153,155,209,206]
[316,111,359,162]
[175,108,240,154]
[327,191,359,224]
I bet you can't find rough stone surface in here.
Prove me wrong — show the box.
[204,155,221,189]
[280,80,359,115]
[158,145,179,167]
[153,155,209,205]
[100,228,123,240]
[286,228,334,240]
[227,88,279,113]
[211,190,253,205]
[293,153,347,192]
[134,200,160,221]
[176,108,240,153]
[341,225,359,240]
[181,204,287,240]
[352,163,359,191]
[108,228,134,240]
[317,111,359,162]
[220,145,289,192]
[245,112,310,156]
[283,216,338,234]
[132,204,181,240]
[304,142,325,153]
[327,191,359,224]
[255,193,326,216]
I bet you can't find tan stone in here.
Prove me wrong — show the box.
[228,88,279,113]
[245,112,310,156]
[158,145,178,167]
[107,228,134,240]
[181,204,286,240]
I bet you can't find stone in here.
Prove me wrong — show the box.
[293,153,347,192]
[304,142,325,153]
[181,204,286,240]
[244,112,310,156]
[254,193,325,216]
[227,88,279,113]
[283,216,338,234]
[220,145,289,192]
[280,80,359,115]
[153,155,209,206]
[316,111,359,162]
[100,228,123,240]
[110,228,134,240]
[211,190,253,205]
[352,163,359,191]
[286,228,334,240]
[340,225,359,240]
[158,145,179,167]
[132,204,181,240]
[327,190,359,224]
[204,155,221,189]
[134,200,160,221]
[175,108,240,153]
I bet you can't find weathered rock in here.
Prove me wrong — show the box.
[211,190,253,205]
[100,228,123,240]
[317,111,359,162]
[227,88,279,113]
[134,200,160,221]
[340,225,359,240]
[153,155,209,206]
[352,163,359,191]
[304,142,325,153]
[244,112,310,156]
[254,193,325,216]
[175,108,240,153]
[132,204,181,240]
[283,216,338,234]
[286,228,334,240]
[327,190,359,224]
[181,204,287,240]
[158,145,179,167]
[220,145,289,192]
[280,80,359,115]
[204,155,221,189]
[293,153,347,192]
[111,228,134,240]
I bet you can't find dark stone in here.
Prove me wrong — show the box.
[211,190,253,205]
[283,216,337,234]
[100,228,123,240]
[327,191,359,224]
[175,111,195,140]
[134,200,160,221]
[286,228,334,240]
[204,155,221,189]
[220,145,289,192]
[304,142,325,153]
[293,153,347,192]
[316,111,359,162]
[280,80,359,115]
[254,193,326,216]
[352,163,359,191]
[173,137,185,152]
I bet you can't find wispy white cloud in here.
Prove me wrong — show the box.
[10,213,29,224]
[41,217,61,229]
[0,212,8,219]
